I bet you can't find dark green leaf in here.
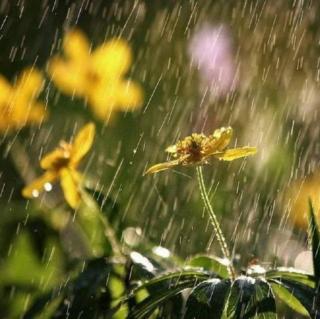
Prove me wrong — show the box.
[53,258,114,318]
[308,200,320,282]
[222,276,256,319]
[222,277,276,319]
[184,278,231,319]
[266,267,315,288]
[126,270,211,319]
[243,280,276,319]
[188,255,230,279]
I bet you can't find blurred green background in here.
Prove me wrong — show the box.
[0,0,319,317]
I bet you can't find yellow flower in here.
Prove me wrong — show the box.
[285,173,320,229]
[145,127,257,174]
[22,123,95,209]
[48,29,143,122]
[0,68,47,133]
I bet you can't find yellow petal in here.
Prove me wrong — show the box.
[89,82,120,121]
[91,39,132,79]
[117,80,143,110]
[60,168,82,209]
[71,122,95,165]
[40,146,70,170]
[15,68,44,98]
[285,174,320,229]
[63,29,90,62]
[12,101,47,126]
[209,127,233,152]
[144,159,181,175]
[22,171,58,198]
[25,102,48,124]
[89,80,142,121]
[165,145,177,153]
[48,57,88,97]
[0,75,12,105]
[213,147,257,161]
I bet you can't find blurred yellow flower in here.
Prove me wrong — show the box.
[48,29,143,122]
[285,173,320,229]
[145,127,257,174]
[22,123,95,209]
[0,68,47,133]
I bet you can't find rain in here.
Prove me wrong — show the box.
[0,0,319,318]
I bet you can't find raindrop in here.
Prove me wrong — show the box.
[31,190,39,198]
[152,246,171,258]
[44,182,52,192]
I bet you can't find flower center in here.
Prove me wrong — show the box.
[52,142,72,170]
[177,134,207,162]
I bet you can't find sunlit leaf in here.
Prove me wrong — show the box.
[187,255,230,279]
[270,278,315,316]
[266,268,315,288]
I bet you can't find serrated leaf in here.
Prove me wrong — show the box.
[308,200,320,282]
[188,255,230,279]
[184,278,231,319]
[270,278,315,316]
[243,280,276,319]
[222,276,256,319]
[266,268,315,288]
[222,277,276,319]
[126,270,211,319]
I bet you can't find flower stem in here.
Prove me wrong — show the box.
[196,166,235,280]
[98,212,124,259]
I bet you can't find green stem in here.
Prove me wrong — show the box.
[196,166,235,280]
[97,212,124,259]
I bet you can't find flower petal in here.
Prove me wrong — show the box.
[22,171,58,198]
[71,122,95,165]
[165,145,177,153]
[91,39,132,79]
[213,147,257,161]
[144,159,181,175]
[63,29,90,62]
[11,101,47,127]
[25,102,48,124]
[209,126,233,152]
[60,168,82,209]
[40,147,69,170]
[48,57,88,97]
[89,82,121,121]
[15,68,44,99]
[116,80,143,110]
[0,75,12,105]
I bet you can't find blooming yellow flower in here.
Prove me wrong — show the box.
[145,127,257,174]
[285,173,320,229]
[22,123,95,209]
[48,29,143,122]
[0,68,47,133]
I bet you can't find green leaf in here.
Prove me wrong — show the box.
[184,278,231,318]
[222,277,276,319]
[53,258,114,318]
[266,268,315,288]
[270,278,315,316]
[126,270,211,319]
[188,255,230,279]
[308,200,320,282]
[243,280,276,319]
